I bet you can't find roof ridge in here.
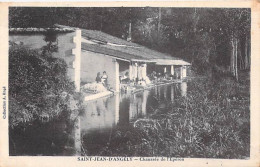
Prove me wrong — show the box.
[54,24,189,64]
[9,27,75,33]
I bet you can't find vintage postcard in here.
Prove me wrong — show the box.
[0,1,259,167]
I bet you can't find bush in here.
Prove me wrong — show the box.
[96,77,250,159]
[9,44,79,127]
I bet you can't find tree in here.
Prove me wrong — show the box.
[221,8,250,80]
[9,44,78,127]
[9,7,251,79]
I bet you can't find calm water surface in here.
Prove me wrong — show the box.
[10,82,188,156]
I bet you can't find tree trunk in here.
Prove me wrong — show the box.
[235,37,238,81]
[244,36,248,69]
[240,51,245,70]
[238,39,243,70]
[230,36,235,76]
[193,8,199,33]
[244,35,250,70]
[248,38,251,69]
[158,7,161,34]
[230,35,238,80]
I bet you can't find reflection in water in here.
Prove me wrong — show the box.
[142,90,149,116]
[164,86,167,100]
[79,97,117,155]
[80,98,116,132]
[181,82,187,97]
[158,86,161,100]
[171,84,175,102]
[129,93,142,120]
[79,82,188,155]
[9,82,188,156]
[118,93,130,126]
[129,90,150,120]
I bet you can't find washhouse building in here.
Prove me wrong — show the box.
[55,25,191,93]
[10,25,191,94]
[9,27,82,92]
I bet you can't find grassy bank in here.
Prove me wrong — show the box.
[97,72,250,159]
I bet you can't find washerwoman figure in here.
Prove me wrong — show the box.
[101,71,108,87]
[96,72,101,83]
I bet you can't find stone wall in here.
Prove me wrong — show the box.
[9,32,78,86]
[81,50,118,91]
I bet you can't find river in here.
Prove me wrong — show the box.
[10,82,188,156]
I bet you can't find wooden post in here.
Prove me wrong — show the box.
[129,63,133,80]
[182,66,187,78]
[132,62,138,80]
[180,66,183,80]
[171,65,174,75]
[137,64,142,80]
[141,63,147,79]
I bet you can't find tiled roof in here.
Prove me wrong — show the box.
[9,27,75,34]
[81,29,140,47]
[55,24,191,65]
[81,29,179,60]
[82,43,154,62]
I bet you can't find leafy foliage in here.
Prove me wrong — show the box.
[9,7,250,76]
[9,44,79,127]
[95,74,250,158]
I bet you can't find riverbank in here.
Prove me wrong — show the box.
[9,72,250,158]
[83,78,189,101]
[95,73,250,158]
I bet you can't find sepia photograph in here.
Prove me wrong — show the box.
[7,7,252,159]
[1,1,260,166]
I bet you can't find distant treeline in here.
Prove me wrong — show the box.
[9,7,250,79]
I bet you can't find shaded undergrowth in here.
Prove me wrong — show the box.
[97,73,250,159]
[9,44,83,128]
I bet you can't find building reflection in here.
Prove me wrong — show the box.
[74,82,188,155]
[129,90,150,120]
[181,82,187,97]
[78,82,188,135]
[163,85,167,100]
[80,97,117,133]
[142,90,149,116]
[170,84,175,102]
